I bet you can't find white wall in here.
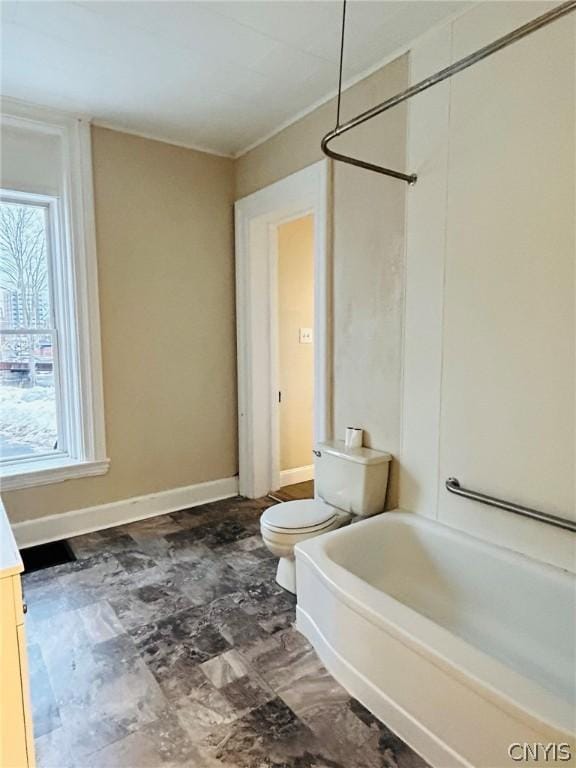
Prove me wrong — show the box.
[331,61,408,507]
[400,2,575,571]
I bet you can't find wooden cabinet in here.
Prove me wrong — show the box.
[0,504,35,768]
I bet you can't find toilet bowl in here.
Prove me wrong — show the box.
[260,440,392,594]
[260,499,345,593]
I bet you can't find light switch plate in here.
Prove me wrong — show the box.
[299,327,313,344]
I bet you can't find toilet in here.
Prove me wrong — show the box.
[260,440,391,593]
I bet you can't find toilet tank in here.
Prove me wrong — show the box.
[314,440,391,516]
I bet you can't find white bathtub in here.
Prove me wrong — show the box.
[295,511,576,768]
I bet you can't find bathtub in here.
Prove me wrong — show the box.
[295,511,576,768]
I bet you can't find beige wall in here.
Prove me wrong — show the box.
[400,3,575,570]
[3,126,237,523]
[277,215,314,472]
[238,56,409,505]
[235,100,331,200]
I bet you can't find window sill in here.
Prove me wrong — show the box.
[0,457,110,491]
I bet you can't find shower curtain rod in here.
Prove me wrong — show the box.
[321,0,576,184]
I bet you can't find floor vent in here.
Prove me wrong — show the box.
[20,540,76,573]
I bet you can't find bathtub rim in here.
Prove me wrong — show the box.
[295,509,575,739]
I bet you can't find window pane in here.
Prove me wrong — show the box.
[0,333,58,459]
[0,201,51,329]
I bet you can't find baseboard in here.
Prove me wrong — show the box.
[279,465,314,486]
[11,475,239,548]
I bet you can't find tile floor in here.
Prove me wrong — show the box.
[23,495,429,768]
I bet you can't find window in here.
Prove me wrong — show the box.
[0,195,59,462]
[0,101,108,489]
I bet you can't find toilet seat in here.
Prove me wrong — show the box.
[261,499,338,534]
[259,499,344,594]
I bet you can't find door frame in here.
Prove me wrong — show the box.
[235,161,330,499]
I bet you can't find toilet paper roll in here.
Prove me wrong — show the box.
[345,427,363,448]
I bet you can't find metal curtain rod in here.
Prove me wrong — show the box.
[322,0,576,184]
[446,478,576,533]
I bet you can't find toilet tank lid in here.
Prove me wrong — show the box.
[316,440,392,465]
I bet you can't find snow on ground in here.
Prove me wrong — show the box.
[0,384,58,454]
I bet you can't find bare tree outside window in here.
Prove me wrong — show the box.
[0,204,49,326]
[0,200,58,459]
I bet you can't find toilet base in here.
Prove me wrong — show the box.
[276,557,296,594]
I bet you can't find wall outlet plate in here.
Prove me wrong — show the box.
[299,327,313,344]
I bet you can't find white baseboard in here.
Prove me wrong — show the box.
[279,465,314,486]
[11,475,239,548]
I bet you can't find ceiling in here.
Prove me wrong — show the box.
[1,1,470,157]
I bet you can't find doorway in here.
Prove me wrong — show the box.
[234,161,329,499]
[274,214,315,500]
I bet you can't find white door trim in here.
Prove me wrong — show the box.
[235,161,330,499]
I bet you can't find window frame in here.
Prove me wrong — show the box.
[0,101,109,490]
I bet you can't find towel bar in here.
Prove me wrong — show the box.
[446,477,576,533]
